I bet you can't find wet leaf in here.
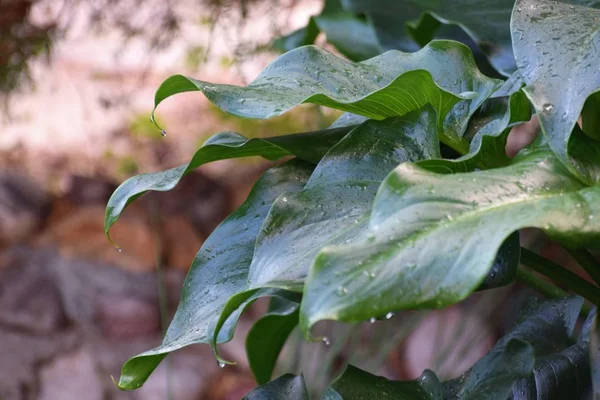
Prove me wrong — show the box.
[116,161,312,389]
[152,41,502,153]
[301,145,600,333]
[105,126,353,239]
[512,0,600,184]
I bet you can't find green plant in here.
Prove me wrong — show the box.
[105,0,600,397]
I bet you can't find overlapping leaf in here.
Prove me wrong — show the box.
[246,298,300,384]
[116,161,312,389]
[274,0,381,61]
[105,126,353,239]
[420,90,532,174]
[342,0,517,75]
[301,145,600,333]
[210,108,442,358]
[152,41,503,153]
[512,0,600,184]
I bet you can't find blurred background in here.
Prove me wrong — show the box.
[0,1,581,399]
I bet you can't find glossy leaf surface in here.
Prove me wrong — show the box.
[512,0,600,184]
[152,41,502,151]
[117,161,313,389]
[301,146,600,333]
[105,126,352,239]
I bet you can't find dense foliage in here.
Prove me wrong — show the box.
[105,0,600,398]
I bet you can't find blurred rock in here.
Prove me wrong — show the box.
[0,328,79,400]
[201,368,256,400]
[163,216,204,271]
[95,294,160,339]
[38,205,156,273]
[0,250,66,333]
[0,170,50,249]
[38,348,104,400]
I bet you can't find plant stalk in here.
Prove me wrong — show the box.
[520,248,600,305]
[566,248,600,286]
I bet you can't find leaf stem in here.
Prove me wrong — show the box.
[439,134,470,156]
[520,248,600,304]
[516,267,568,299]
[565,248,600,286]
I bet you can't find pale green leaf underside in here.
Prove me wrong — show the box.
[301,147,600,333]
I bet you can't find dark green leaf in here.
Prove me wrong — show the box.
[582,92,600,141]
[104,126,352,240]
[300,146,600,333]
[273,19,319,53]
[152,41,502,152]
[332,365,442,399]
[116,160,313,390]
[512,0,600,184]
[445,297,582,399]
[508,298,590,400]
[342,0,517,76]
[419,90,532,174]
[477,232,521,291]
[243,374,309,400]
[246,298,300,384]
[245,109,440,291]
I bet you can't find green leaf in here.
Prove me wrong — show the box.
[444,297,582,399]
[273,19,320,53]
[246,108,440,291]
[300,145,600,334]
[210,108,441,358]
[246,298,300,384]
[419,90,532,174]
[104,126,352,240]
[509,298,590,399]
[243,374,309,400]
[342,0,517,76]
[152,41,502,153]
[582,92,600,141]
[312,0,382,61]
[116,160,313,390]
[331,365,442,399]
[512,0,600,184]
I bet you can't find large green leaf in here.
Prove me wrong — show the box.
[246,298,300,384]
[104,126,353,239]
[342,0,517,76]
[116,160,312,390]
[300,145,600,333]
[246,108,440,291]
[512,0,600,184]
[243,374,309,400]
[152,41,503,153]
[210,108,441,359]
